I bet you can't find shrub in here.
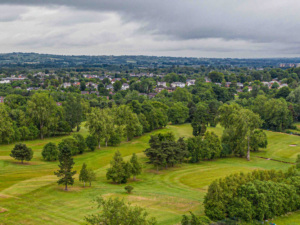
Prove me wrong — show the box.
[125,186,134,194]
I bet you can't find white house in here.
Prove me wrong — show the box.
[0,80,10,84]
[186,79,196,86]
[171,82,185,88]
[63,82,71,88]
[157,81,167,87]
[122,83,130,90]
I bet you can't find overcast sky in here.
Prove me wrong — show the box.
[0,0,299,58]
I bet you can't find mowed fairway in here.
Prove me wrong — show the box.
[0,124,300,224]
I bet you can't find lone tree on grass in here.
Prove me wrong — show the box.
[87,168,97,187]
[10,143,33,164]
[42,142,59,161]
[54,145,76,191]
[130,153,142,181]
[125,186,134,194]
[79,163,89,187]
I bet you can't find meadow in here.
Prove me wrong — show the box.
[1,124,300,224]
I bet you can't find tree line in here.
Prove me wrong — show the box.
[204,165,300,222]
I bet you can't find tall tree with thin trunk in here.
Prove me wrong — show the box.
[233,109,262,161]
[54,145,76,191]
[130,153,142,180]
[79,162,89,187]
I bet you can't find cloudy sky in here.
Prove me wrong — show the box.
[0,0,299,58]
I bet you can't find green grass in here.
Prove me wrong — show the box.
[0,124,300,224]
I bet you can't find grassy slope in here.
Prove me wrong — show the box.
[0,124,299,224]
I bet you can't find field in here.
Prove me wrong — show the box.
[1,124,300,224]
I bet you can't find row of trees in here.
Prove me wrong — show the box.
[144,132,188,171]
[0,92,90,144]
[41,133,95,161]
[204,166,300,221]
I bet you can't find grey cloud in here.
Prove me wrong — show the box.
[1,0,300,44]
[1,0,300,57]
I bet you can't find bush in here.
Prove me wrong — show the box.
[42,142,59,161]
[10,143,33,164]
[125,186,134,194]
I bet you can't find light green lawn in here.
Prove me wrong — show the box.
[0,124,300,224]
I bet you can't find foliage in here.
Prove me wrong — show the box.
[130,153,142,180]
[42,142,59,161]
[250,130,268,151]
[73,133,86,154]
[27,93,57,139]
[167,102,189,125]
[106,151,131,184]
[54,145,76,191]
[204,168,300,221]
[125,186,134,194]
[10,143,33,164]
[181,212,211,225]
[64,94,83,131]
[85,197,157,225]
[85,135,98,151]
[79,162,89,187]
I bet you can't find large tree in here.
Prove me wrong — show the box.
[27,93,57,139]
[10,143,33,164]
[54,145,76,191]
[130,153,142,181]
[64,94,82,132]
[191,103,209,136]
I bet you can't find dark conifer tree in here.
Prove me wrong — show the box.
[54,145,76,191]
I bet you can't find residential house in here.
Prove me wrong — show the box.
[111,78,122,84]
[106,84,113,90]
[205,77,211,83]
[148,93,157,99]
[225,82,231,87]
[122,83,130,90]
[279,83,288,89]
[81,91,89,95]
[63,82,71,88]
[155,86,165,93]
[186,79,196,86]
[166,87,176,93]
[0,80,10,84]
[86,82,98,89]
[90,91,99,95]
[0,96,5,103]
[56,102,62,106]
[157,81,167,87]
[236,82,243,89]
[171,82,185,88]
